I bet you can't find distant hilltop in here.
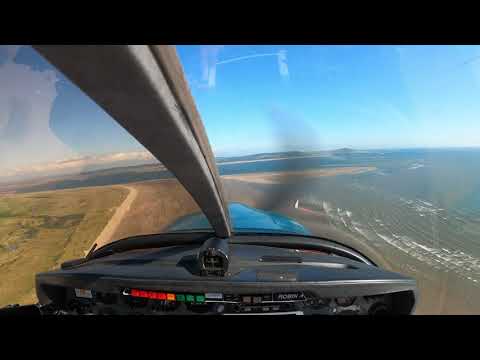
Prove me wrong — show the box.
[216,148,358,163]
[1,148,360,193]
[216,151,306,163]
[330,148,356,155]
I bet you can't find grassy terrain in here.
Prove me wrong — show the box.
[0,186,128,307]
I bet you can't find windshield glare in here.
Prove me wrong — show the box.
[1,45,480,314]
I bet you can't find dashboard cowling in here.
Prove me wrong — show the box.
[35,235,418,315]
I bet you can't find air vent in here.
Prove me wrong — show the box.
[203,254,226,276]
[198,238,230,277]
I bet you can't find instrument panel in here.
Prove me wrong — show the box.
[35,239,417,315]
[42,287,393,315]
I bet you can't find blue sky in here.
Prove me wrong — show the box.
[1,45,480,178]
[177,45,480,156]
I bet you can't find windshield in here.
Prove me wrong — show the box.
[2,45,480,314]
[176,45,480,314]
[0,45,211,306]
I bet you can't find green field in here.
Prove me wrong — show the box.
[0,186,128,307]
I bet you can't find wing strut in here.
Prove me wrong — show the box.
[34,45,231,237]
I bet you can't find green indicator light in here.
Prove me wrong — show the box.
[176,294,185,302]
[186,294,195,302]
[196,295,205,303]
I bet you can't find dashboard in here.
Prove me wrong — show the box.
[35,234,417,315]
[44,287,397,315]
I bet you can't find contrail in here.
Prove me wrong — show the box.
[216,52,281,65]
[462,56,480,66]
[199,50,288,89]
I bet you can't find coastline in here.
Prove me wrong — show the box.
[221,166,376,184]
[86,184,138,253]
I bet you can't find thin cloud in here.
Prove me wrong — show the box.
[2,150,159,179]
[216,52,279,65]
[216,50,289,79]
[196,47,289,89]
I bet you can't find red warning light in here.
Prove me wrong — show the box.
[130,289,170,301]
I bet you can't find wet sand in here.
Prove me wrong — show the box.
[221,167,376,184]
[217,154,325,166]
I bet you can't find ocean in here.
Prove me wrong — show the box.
[218,148,480,313]
[8,147,480,313]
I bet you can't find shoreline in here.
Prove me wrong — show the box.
[217,154,326,166]
[221,166,376,184]
[86,184,138,253]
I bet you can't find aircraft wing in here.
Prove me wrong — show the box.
[33,45,231,238]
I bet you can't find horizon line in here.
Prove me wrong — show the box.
[214,145,480,159]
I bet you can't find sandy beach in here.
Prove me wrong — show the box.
[221,166,376,184]
[217,154,326,166]
[86,184,138,253]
